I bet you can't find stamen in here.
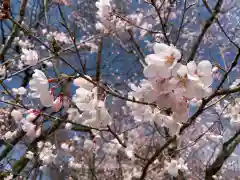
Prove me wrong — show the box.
[165,54,175,65]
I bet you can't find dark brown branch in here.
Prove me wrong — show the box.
[202,0,240,49]
[174,0,187,45]
[0,0,28,62]
[150,0,170,45]
[205,130,240,180]
[187,0,223,62]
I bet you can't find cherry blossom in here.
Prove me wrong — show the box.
[95,0,113,30]
[21,120,36,136]
[26,151,34,160]
[29,70,56,107]
[173,61,213,99]
[12,87,27,95]
[11,109,23,122]
[65,122,72,130]
[145,43,181,69]
[164,158,188,177]
[29,69,49,97]
[20,48,39,66]
[229,98,240,126]
[1,1,240,179]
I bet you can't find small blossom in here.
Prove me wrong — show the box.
[0,65,6,76]
[26,151,34,160]
[61,143,69,151]
[65,123,73,130]
[52,95,63,112]
[21,48,39,66]
[73,75,94,90]
[145,43,181,69]
[12,87,27,95]
[11,109,23,122]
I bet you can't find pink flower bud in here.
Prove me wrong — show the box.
[52,96,63,112]
[63,96,70,108]
[35,127,42,137]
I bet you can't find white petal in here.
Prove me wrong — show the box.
[29,79,48,92]
[199,76,213,88]
[30,91,41,98]
[144,64,171,78]
[153,43,170,55]
[143,65,159,78]
[170,45,181,61]
[171,63,181,77]
[73,76,94,90]
[157,66,171,78]
[40,92,54,107]
[33,69,47,80]
[75,88,92,101]
[185,82,203,99]
[177,65,188,77]
[145,54,164,65]
[22,48,29,54]
[29,79,38,91]
[197,60,212,76]
[187,74,199,81]
[76,102,94,111]
[187,61,197,75]
[18,87,27,95]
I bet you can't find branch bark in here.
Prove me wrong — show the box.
[187,0,223,62]
[205,130,240,180]
[0,0,28,62]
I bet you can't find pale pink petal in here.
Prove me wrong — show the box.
[144,64,171,78]
[200,76,213,88]
[40,92,54,107]
[153,43,170,55]
[197,60,212,76]
[185,82,203,99]
[171,63,181,77]
[145,54,164,65]
[187,61,197,75]
[177,65,188,77]
[143,65,159,78]
[73,76,94,90]
[170,45,181,61]
[22,48,29,54]
[52,96,63,112]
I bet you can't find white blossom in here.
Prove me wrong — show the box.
[21,48,39,66]
[26,151,34,160]
[65,123,73,130]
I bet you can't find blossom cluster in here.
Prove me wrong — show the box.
[71,76,112,128]
[127,43,213,135]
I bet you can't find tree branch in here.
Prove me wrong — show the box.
[205,130,240,180]
[187,0,223,62]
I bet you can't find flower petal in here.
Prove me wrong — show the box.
[177,65,188,77]
[40,92,54,107]
[73,76,94,90]
[145,54,164,65]
[199,75,213,88]
[187,61,197,75]
[153,43,170,55]
[197,60,212,76]
[144,64,171,79]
